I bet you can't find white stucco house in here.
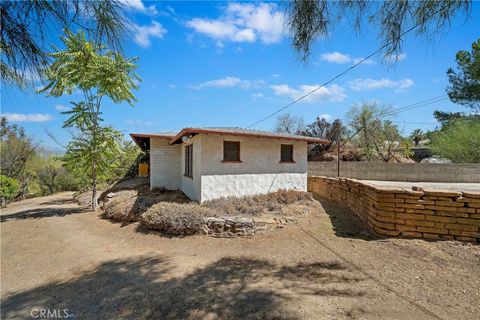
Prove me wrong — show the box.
[130,127,328,203]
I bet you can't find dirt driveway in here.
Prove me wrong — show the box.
[1,192,479,319]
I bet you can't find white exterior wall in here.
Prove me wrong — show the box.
[149,137,180,190]
[198,134,308,202]
[179,135,202,202]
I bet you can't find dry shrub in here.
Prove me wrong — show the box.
[102,190,155,222]
[202,189,314,216]
[140,203,214,235]
[73,191,93,206]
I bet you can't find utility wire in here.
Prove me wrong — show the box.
[340,95,448,147]
[246,6,448,129]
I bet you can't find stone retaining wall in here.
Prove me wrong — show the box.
[308,176,480,242]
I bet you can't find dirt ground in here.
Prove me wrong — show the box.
[1,192,479,320]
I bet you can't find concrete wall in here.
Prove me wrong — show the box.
[201,173,307,202]
[198,134,308,202]
[150,133,309,202]
[308,162,480,183]
[308,176,480,242]
[150,137,180,190]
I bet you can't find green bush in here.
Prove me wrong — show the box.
[0,175,20,203]
[430,119,480,163]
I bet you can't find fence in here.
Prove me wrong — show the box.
[308,162,480,183]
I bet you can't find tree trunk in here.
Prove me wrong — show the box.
[92,161,98,211]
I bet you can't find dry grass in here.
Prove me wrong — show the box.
[102,186,316,236]
[202,190,314,216]
[102,190,157,222]
[140,203,213,235]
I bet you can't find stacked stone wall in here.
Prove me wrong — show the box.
[308,176,480,242]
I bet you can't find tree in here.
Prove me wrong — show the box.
[34,157,63,195]
[303,117,345,142]
[409,129,426,145]
[1,0,127,88]
[348,103,406,162]
[274,113,305,134]
[0,175,19,206]
[447,39,480,111]
[286,1,472,61]
[433,110,480,129]
[0,117,38,197]
[40,31,139,210]
[430,119,480,163]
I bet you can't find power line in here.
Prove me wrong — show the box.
[341,95,449,146]
[246,6,449,129]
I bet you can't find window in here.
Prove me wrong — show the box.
[280,144,294,162]
[223,141,241,162]
[184,144,193,178]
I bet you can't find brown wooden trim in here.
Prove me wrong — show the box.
[221,160,243,163]
[168,128,330,144]
[280,144,294,163]
[223,140,241,162]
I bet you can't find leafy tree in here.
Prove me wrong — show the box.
[303,117,345,143]
[1,0,127,88]
[40,31,139,210]
[274,113,306,134]
[34,156,63,195]
[430,119,480,163]
[409,129,426,145]
[348,103,407,162]
[0,117,38,179]
[447,39,480,111]
[0,175,19,205]
[286,1,472,61]
[433,110,480,128]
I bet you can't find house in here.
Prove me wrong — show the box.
[130,127,329,202]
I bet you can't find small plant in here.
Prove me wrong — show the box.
[0,175,20,205]
[140,203,213,235]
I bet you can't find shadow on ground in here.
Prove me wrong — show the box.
[1,256,368,319]
[0,206,91,223]
[314,196,376,241]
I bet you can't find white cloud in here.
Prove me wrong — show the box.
[131,21,167,48]
[251,92,264,101]
[119,0,157,15]
[54,104,69,111]
[320,51,375,65]
[319,113,332,121]
[190,76,267,90]
[348,78,414,92]
[271,73,281,78]
[384,53,407,62]
[168,84,176,89]
[270,84,346,103]
[186,3,285,45]
[2,113,54,122]
[320,51,351,64]
[352,57,376,65]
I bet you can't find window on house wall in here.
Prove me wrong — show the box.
[280,144,294,162]
[184,144,193,177]
[223,141,241,162]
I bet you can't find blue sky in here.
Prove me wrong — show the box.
[1,1,479,151]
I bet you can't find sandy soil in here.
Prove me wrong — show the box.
[1,192,479,320]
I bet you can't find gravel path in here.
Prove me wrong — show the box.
[1,192,479,319]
